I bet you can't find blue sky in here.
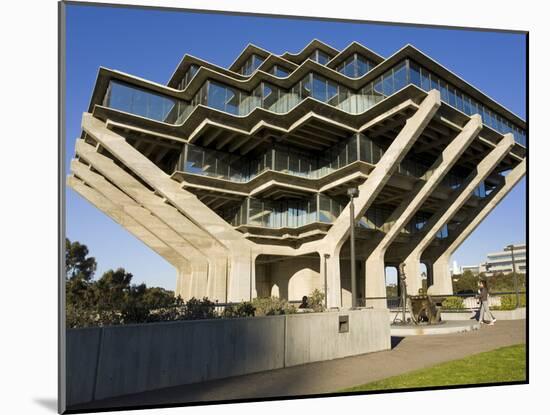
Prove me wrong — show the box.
[65,4,526,289]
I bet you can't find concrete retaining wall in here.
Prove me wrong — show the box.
[66,309,389,406]
[440,307,526,321]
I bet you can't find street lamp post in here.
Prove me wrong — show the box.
[506,244,520,309]
[347,187,359,309]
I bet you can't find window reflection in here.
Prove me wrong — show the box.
[103,57,526,146]
[240,54,265,76]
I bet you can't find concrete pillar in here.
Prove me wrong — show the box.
[227,254,254,302]
[425,261,434,288]
[175,264,192,300]
[400,133,515,293]
[322,90,442,309]
[81,113,253,302]
[365,112,482,305]
[322,246,343,309]
[74,143,223,301]
[325,90,442,249]
[429,254,452,295]
[424,158,526,295]
[67,174,187,270]
[402,258,423,295]
[364,251,387,308]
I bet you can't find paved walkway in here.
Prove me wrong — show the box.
[71,320,526,411]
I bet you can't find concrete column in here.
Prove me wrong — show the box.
[175,264,192,300]
[68,175,187,270]
[323,90,442,309]
[429,254,452,295]
[320,246,343,309]
[227,254,254,302]
[81,113,253,302]
[74,142,225,301]
[364,251,387,308]
[400,133,515,293]
[325,90,442,248]
[364,113,482,305]
[424,158,526,295]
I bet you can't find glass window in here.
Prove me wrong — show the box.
[356,55,371,77]
[327,80,339,106]
[448,87,457,107]
[393,61,407,91]
[309,49,330,65]
[240,54,264,76]
[409,60,421,87]
[312,74,327,101]
[382,73,394,96]
[463,96,472,115]
[270,65,289,77]
[456,92,464,112]
[430,75,440,91]
[440,83,449,103]
[420,67,431,91]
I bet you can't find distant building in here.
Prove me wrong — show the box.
[485,244,526,276]
[452,261,461,275]
[456,244,526,277]
[461,264,480,275]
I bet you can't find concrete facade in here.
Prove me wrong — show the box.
[69,40,526,308]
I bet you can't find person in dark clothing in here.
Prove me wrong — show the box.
[477,280,496,325]
[299,295,309,309]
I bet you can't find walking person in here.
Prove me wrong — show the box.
[477,280,497,325]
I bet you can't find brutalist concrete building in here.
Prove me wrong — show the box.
[68,40,526,308]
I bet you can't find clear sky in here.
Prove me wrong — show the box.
[65,4,526,289]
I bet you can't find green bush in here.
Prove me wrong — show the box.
[222,301,256,318]
[183,297,217,320]
[442,296,465,310]
[307,289,325,312]
[492,294,526,310]
[252,297,296,316]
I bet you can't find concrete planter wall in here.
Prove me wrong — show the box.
[389,307,526,322]
[66,308,389,407]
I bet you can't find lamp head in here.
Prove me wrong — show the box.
[347,187,359,198]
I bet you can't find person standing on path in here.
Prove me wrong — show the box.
[477,280,497,325]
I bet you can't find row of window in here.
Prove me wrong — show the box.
[408,61,526,146]
[179,134,487,201]
[178,49,371,91]
[222,194,448,238]
[179,134,436,183]
[103,59,525,146]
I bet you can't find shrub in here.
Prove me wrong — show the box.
[252,297,296,316]
[308,289,325,312]
[222,301,256,318]
[442,296,465,310]
[492,294,526,310]
[183,297,217,320]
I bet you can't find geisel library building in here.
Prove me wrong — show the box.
[68,40,526,309]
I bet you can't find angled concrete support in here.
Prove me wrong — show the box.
[69,161,209,300]
[68,175,187,271]
[401,133,515,294]
[322,90,441,308]
[424,158,526,294]
[81,113,253,302]
[74,142,225,301]
[366,114,482,302]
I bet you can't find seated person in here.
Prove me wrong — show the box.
[299,295,309,309]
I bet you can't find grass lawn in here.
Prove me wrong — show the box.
[341,344,526,393]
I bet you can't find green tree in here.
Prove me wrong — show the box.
[65,238,97,281]
[452,270,479,294]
